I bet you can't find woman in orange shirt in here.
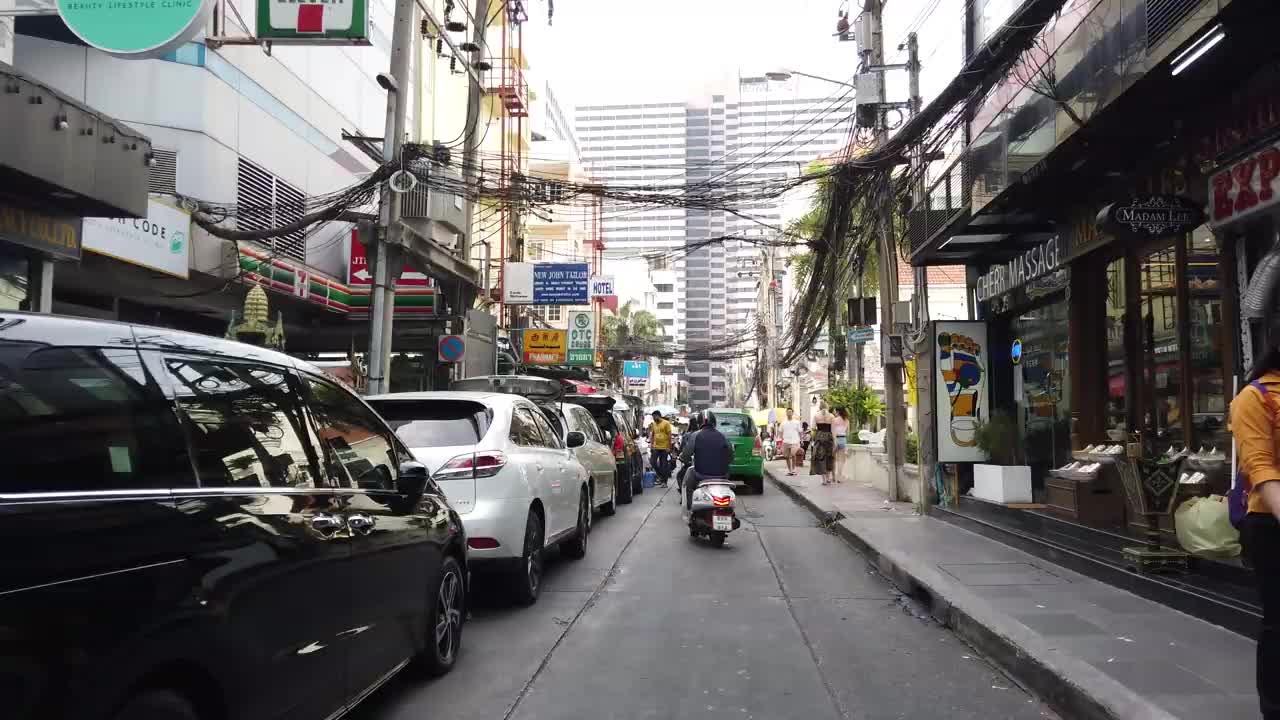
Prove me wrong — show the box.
[1230,352,1280,720]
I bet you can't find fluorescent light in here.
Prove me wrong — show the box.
[1171,27,1225,76]
[938,236,955,249]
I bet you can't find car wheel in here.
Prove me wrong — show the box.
[509,509,544,606]
[600,472,617,516]
[632,464,643,495]
[562,490,589,560]
[112,690,198,720]
[618,471,634,504]
[751,476,765,494]
[421,555,465,676]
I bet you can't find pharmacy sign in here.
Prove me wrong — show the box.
[57,0,212,57]
[258,0,370,44]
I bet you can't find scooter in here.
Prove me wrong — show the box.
[686,475,740,547]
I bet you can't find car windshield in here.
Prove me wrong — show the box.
[715,414,753,437]
[368,399,492,447]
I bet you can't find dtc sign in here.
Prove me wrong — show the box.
[56,0,212,58]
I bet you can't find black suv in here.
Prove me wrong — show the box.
[0,313,467,720]
[565,394,644,503]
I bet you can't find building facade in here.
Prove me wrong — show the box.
[576,92,850,408]
[910,0,1280,630]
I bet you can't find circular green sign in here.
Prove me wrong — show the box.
[57,0,211,57]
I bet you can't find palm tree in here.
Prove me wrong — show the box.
[602,301,662,387]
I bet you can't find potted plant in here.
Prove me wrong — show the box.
[972,412,1033,504]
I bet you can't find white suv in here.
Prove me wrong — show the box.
[368,391,591,605]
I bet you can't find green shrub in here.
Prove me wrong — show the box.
[905,432,919,464]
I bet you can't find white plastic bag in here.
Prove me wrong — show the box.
[1174,495,1242,557]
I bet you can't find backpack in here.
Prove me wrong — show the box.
[1230,379,1278,528]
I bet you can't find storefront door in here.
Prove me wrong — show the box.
[1011,297,1071,490]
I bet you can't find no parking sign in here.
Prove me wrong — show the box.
[438,335,465,363]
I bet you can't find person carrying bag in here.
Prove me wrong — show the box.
[1230,351,1280,719]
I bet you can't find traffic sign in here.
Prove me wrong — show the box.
[349,230,430,287]
[438,335,465,363]
[847,326,875,344]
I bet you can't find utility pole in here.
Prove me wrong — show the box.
[763,244,777,409]
[460,0,490,270]
[904,32,931,507]
[866,0,910,501]
[367,0,416,395]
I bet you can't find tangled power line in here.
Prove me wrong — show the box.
[168,0,1071,364]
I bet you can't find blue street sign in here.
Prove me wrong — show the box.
[623,360,650,378]
[847,326,875,344]
[438,334,465,363]
[532,263,589,305]
[1011,338,1023,366]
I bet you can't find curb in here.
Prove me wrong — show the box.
[767,469,1180,720]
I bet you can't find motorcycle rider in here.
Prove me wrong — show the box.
[681,411,733,510]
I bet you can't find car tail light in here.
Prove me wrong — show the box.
[712,495,731,508]
[436,451,507,480]
[752,437,762,457]
[612,432,625,460]
[468,537,500,550]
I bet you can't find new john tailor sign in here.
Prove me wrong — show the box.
[503,262,589,305]
[975,236,1062,302]
[1097,195,1204,240]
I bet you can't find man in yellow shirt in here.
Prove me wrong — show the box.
[649,411,674,486]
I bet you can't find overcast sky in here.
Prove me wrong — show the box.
[520,0,964,111]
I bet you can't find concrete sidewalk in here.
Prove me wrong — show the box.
[766,461,1258,720]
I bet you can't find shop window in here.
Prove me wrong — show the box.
[1013,299,1071,480]
[1187,226,1228,452]
[1139,243,1184,450]
[1104,258,1127,438]
[0,251,28,310]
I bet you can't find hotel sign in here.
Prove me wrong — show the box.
[0,203,82,260]
[1098,195,1205,240]
[974,235,1062,302]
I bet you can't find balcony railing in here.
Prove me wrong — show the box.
[908,152,970,257]
[483,57,528,118]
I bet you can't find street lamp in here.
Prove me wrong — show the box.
[764,69,856,90]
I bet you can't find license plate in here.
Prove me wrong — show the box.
[712,515,733,531]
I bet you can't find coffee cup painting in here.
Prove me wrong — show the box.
[938,331,985,447]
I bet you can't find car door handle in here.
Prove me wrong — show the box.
[347,513,376,535]
[309,513,344,534]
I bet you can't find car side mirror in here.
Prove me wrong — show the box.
[566,431,586,449]
[397,460,429,496]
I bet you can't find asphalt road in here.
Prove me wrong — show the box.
[353,484,1056,720]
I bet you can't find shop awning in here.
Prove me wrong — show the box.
[0,64,151,218]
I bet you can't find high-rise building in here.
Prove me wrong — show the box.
[576,90,851,408]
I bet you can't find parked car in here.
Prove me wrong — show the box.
[449,375,617,518]
[0,313,467,720]
[368,389,591,605]
[705,408,765,493]
[611,404,646,497]
[566,394,643,504]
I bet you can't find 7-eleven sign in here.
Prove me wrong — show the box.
[258,0,370,44]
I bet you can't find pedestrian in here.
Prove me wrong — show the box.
[832,407,850,484]
[1231,345,1280,720]
[801,422,811,461]
[811,403,836,486]
[649,410,674,487]
[780,409,803,476]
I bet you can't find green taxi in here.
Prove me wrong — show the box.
[709,408,764,494]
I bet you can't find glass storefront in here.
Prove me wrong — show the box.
[1013,298,1071,484]
[0,247,29,310]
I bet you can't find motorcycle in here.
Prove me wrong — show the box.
[686,475,740,547]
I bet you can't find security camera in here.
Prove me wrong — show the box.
[376,72,399,93]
